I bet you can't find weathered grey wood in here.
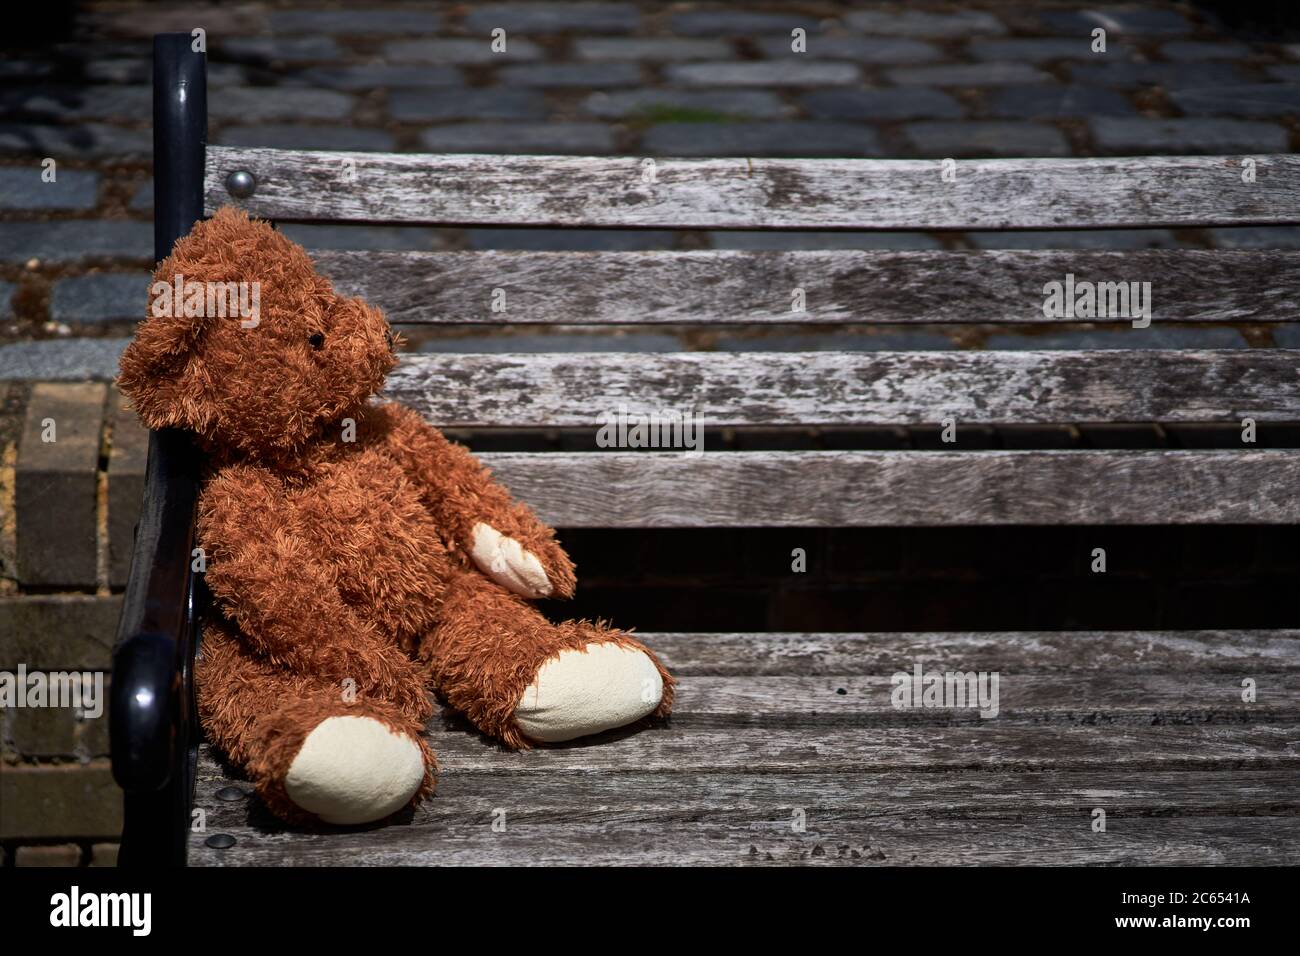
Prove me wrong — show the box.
[193,762,1300,820]
[472,450,1300,526]
[652,674,1300,724]
[206,148,1300,229]
[191,808,1300,867]
[315,249,1300,325]
[387,350,1300,427]
[189,624,1299,865]
[411,724,1299,773]
[643,631,1300,675]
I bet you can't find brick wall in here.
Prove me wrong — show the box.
[0,382,142,866]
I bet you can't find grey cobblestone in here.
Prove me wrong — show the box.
[286,64,463,90]
[2,86,151,122]
[1037,7,1193,36]
[209,87,355,121]
[967,38,1126,61]
[0,339,128,381]
[670,10,820,35]
[1066,62,1249,88]
[721,329,957,351]
[572,37,731,61]
[804,88,962,121]
[757,36,944,63]
[0,167,99,210]
[10,83,345,124]
[280,224,446,251]
[585,89,789,120]
[216,125,397,151]
[0,60,55,79]
[466,228,677,250]
[391,88,546,122]
[84,59,247,85]
[642,121,882,157]
[986,85,1134,118]
[845,9,1007,37]
[384,38,544,63]
[886,63,1053,86]
[0,124,151,158]
[1090,116,1289,152]
[1266,64,1300,82]
[987,328,1248,349]
[1171,85,1300,118]
[1203,227,1300,250]
[1159,41,1252,60]
[419,330,681,352]
[464,3,640,34]
[1269,326,1300,347]
[903,121,1071,157]
[0,221,152,264]
[666,61,860,87]
[130,181,152,210]
[268,8,442,34]
[419,122,615,153]
[50,273,150,323]
[964,229,1180,250]
[220,36,343,62]
[707,231,943,250]
[497,62,641,87]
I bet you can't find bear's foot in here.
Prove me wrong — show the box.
[197,619,436,826]
[285,716,428,825]
[423,569,674,749]
[514,640,665,743]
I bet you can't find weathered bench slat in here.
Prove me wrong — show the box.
[409,724,1299,773]
[193,761,1298,818]
[315,249,1300,325]
[477,450,1300,526]
[189,614,1300,866]
[663,674,1298,723]
[644,631,1300,675]
[190,812,1299,867]
[388,350,1300,427]
[207,148,1300,229]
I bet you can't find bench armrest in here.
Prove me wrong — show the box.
[110,33,207,866]
[110,428,202,794]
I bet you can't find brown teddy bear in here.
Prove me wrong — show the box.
[117,206,674,826]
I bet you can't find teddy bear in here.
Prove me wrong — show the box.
[117,206,674,826]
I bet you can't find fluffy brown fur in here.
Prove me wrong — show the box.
[118,207,674,824]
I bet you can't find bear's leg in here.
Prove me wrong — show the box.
[197,619,435,825]
[420,567,674,748]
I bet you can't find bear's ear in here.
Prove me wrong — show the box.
[116,206,279,431]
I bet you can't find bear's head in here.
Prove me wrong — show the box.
[117,206,396,458]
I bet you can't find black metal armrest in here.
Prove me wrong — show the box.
[109,32,207,867]
[110,429,202,867]
[110,428,201,791]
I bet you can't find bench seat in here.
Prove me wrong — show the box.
[189,630,1300,866]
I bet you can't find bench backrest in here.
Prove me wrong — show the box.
[202,147,1300,528]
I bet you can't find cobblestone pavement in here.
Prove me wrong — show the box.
[0,1,1298,368]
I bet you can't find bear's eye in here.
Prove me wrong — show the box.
[308,332,325,350]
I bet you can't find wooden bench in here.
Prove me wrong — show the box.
[110,34,1300,866]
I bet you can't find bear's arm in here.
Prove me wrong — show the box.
[371,402,577,599]
[197,462,429,713]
